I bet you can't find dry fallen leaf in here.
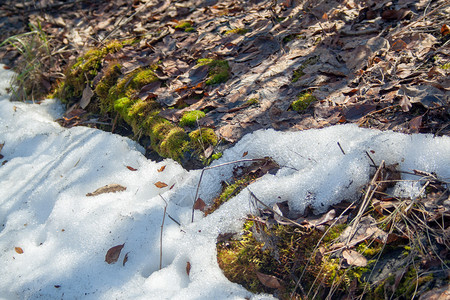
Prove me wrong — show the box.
[126,166,137,171]
[15,247,24,254]
[155,181,168,188]
[123,252,129,266]
[193,198,206,211]
[157,165,166,172]
[105,243,125,264]
[441,24,450,36]
[242,151,248,157]
[186,261,191,275]
[86,184,127,196]
[255,271,283,289]
[342,249,367,267]
[80,85,94,109]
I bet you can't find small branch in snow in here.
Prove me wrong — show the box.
[337,142,345,155]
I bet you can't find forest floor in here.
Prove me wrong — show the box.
[0,0,449,299]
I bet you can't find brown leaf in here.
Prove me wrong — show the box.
[105,243,125,264]
[408,116,422,133]
[391,39,407,52]
[255,271,282,289]
[157,165,166,172]
[15,247,24,254]
[80,85,94,109]
[126,166,137,171]
[155,181,168,188]
[441,24,450,36]
[193,198,206,211]
[123,252,129,266]
[186,261,191,275]
[86,184,127,196]
[242,151,248,157]
[342,250,367,267]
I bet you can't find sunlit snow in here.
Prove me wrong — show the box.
[0,65,449,299]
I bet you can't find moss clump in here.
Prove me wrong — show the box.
[160,127,189,160]
[197,58,230,85]
[217,220,341,298]
[147,118,188,160]
[115,68,158,99]
[55,40,123,102]
[188,127,218,160]
[440,62,450,70]
[175,21,195,32]
[291,92,316,111]
[96,63,122,113]
[292,56,319,83]
[179,110,205,127]
[225,28,248,35]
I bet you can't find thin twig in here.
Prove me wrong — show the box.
[159,195,168,270]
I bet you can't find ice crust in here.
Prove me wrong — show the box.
[0,65,449,299]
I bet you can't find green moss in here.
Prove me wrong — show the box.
[96,63,122,113]
[225,28,248,35]
[197,58,230,85]
[245,98,259,106]
[206,176,253,215]
[159,127,189,160]
[440,62,450,70]
[56,40,123,102]
[189,128,218,151]
[179,110,205,127]
[211,152,222,160]
[292,56,319,83]
[291,92,316,111]
[175,21,194,32]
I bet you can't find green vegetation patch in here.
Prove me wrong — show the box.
[217,219,350,298]
[292,55,319,83]
[225,28,248,35]
[291,92,316,111]
[55,40,123,103]
[179,110,206,127]
[197,58,230,85]
[175,21,195,32]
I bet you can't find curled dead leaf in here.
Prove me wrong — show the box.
[157,165,166,172]
[155,181,168,188]
[105,243,125,264]
[15,247,24,254]
[86,184,127,196]
[126,166,137,171]
[255,271,283,289]
[123,252,129,266]
[242,151,248,157]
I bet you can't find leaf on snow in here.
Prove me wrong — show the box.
[126,166,137,171]
[15,247,24,254]
[86,184,127,196]
[123,252,129,266]
[155,181,168,188]
[193,198,206,211]
[105,243,125,264]
[157,165,166,172]
[255,271,283,289]
[186,261,191,275]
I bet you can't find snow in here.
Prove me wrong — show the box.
[0,64,449,300]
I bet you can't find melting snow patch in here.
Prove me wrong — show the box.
[0,65,449,299]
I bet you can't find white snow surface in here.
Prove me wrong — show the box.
[0,65,449,299]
